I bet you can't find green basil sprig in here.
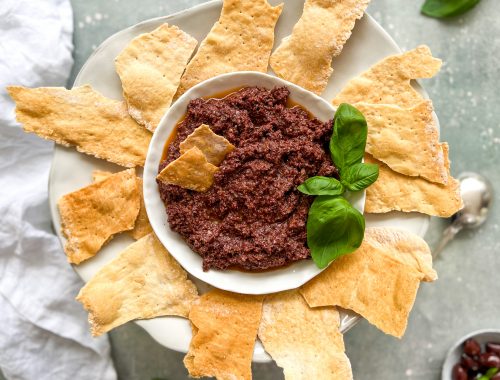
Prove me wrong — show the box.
[421,0,480,18]
[297,103,378,269]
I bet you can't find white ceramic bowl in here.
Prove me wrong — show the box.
[441,329,500,380]
[143,71,365,295]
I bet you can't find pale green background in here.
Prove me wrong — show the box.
[5,1,500,379]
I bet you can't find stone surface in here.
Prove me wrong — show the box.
[61,1,500,379]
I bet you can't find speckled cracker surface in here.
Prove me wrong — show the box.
[333,45,442,107]
[270,0,370,95]
[58,169,140,264]
[8,85,152,167]
[184,289,263,380]
[356,101,448,184]
[365,152,463,217]
[258,290,352,380]
[180,124,235,165]
[115,23,197,131]
[175,0,283,97]
[91,171,152,240]
[157,146,218,192]
[300,227,436,338]
[76,233,198,336]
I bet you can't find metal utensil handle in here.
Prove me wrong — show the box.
[432,223,463,259]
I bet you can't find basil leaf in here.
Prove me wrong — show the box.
[298,176,345,196]
[341,163,379,192]
[307,196,365,269]
[330,103,367,173]
[421,0,480,18]
[485,368,499,378]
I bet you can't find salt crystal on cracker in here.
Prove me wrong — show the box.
[259,290,352,380]
[333,45,442,107]
[58,169,140,264]
[76,233,198,336]
[184,290,263,380]
[115,23,197,131]
[8,85,152,167]
[271,0,370,95]
[175,0,283,97]
[300,227,437,338]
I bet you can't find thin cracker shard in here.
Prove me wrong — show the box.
[258,290,353,380]
[91,171,153,240]
[115,23,198,132]
[76,233,198,336]
[184,289,263,380]
[355,101,448,184]
[270,0,370,95]
[175,0,283,98]
[58,169,140,264]
[179,124,235,165]
[157,146,218,192]
[300,227,437,338]
[7,85,152,167]
[333,45,442,107]
[365,152,463,217]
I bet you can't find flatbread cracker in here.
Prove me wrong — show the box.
[365,153,463,217]
[355,101,448,184]
[76,233,198,336]
[157,147,218,192]
[300,227,436,338]
[92,170,112,183]
[175,0,283,97]
[270,0,370,95]
[184,289,263,380]
[58,169,140,264]
[91,171,153,240]
[333,45,442,107]
[115,23,197,131]
[258,290,352,380]
[8,85,152,167]
[179,124,235,165]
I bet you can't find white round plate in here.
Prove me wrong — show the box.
[144,71,365,295]
[49,0,431,362]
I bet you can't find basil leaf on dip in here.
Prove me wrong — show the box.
[341,163,379,192]
[298,176,345,196]
[307,196,365,269]
[421,0,480,18]
[330,103,367,173]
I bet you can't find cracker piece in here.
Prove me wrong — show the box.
[179,124,235,165]
[175,0,283,97]
[355,101,448,184]
[270,0,370,95]
[365,153,463,217]
[258,290,352,380]
[115,23,197,131]
[300,227,436,338]
[184,289,263,380]
[7,85,152,167]
[333,45,442,107]
[92,170,113,183]
[157,147,218,192]
[129,177,153,239]
[76,233,198,336]
[91,171,152,239]
[58,169,140,264]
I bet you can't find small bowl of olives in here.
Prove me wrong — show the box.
[442,329,500,380]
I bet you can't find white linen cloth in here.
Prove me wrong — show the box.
[0,1,117,379]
